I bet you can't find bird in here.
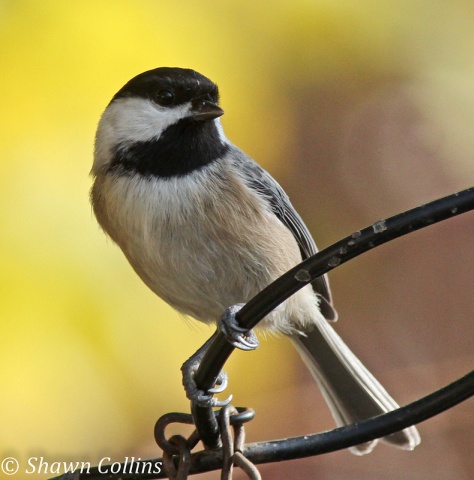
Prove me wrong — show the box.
[90,67,420,454]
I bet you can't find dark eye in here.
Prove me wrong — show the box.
[155,90,175,107]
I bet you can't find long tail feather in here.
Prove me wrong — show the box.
[291,319,421,455]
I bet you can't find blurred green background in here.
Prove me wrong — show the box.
[1,1,473,478]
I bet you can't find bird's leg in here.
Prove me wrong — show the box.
[181,305,259,407]
[181,332,232,408]
[219,303,260,351]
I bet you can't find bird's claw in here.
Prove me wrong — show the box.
[195,392,233,408]
[219,304,260,351]
[182,357,231,407]
[208,371,228,394]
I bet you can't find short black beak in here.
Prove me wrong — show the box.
[191,97,224,121]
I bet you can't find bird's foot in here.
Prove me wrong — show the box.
[219,304,260,351]
[181,336,232,408]
[180,304,259,407]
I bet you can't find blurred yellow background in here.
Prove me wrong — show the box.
[1,1,473,479]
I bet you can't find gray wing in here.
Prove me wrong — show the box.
[235,152,337,321]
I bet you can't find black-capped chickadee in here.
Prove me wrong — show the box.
[91,67,420,454]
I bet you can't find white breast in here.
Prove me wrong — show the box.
[92,162,322,333]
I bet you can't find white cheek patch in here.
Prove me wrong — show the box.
[104,97,191,143]
[93,97,191,174]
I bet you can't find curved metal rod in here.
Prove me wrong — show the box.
[50,370,474,479]
[242,370,474,463]
[192,186,474,447]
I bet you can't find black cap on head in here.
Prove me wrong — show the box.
[112,67,220,109]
